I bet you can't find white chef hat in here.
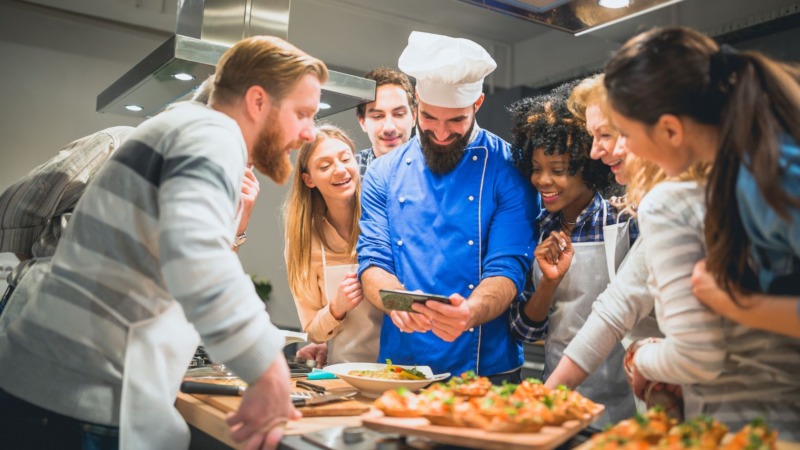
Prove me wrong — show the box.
[398,31,496,109]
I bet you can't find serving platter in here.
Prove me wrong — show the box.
[362,403,605,450]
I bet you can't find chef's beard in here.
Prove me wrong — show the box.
[419,119,474,175]
[251,115,301,185]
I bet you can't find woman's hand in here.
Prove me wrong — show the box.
[629,359,649,400]
[534,231,574,281]
[329,272,363,320]
[236,166,260,235]
[296,343,327,368]
[691,259,738,316]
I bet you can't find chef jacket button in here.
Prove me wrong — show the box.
[397,240,403,246]
[468,284,474,289]
[472,155,478,161]
[469,327,475,332]
[468,195,474,201]
[468,240,474,246]
[399,196,405,203]
[406,158,412,164]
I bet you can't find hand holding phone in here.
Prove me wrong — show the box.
[379,289,452,312]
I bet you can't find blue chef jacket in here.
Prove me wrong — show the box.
[357,126,539,377]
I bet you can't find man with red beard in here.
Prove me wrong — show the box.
[357,32,540,384]
[0,36,325,450]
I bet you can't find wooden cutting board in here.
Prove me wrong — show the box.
[571,430,800,450]
[572,433,800,450]
[188,378,371,417]
[362,404,605,450]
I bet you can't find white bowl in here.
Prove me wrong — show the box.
[324,362,450,398]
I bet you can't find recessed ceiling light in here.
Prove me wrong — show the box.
[125,105,144,112]
[598,0,630,8]
[318,102,331,110]
[172,73,195,81]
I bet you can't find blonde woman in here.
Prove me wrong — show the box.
[568,74,628,186]
[284,124,382,365]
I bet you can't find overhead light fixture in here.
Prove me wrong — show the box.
[97,0,375,119]
[124,105,143,112]
[318,102,331,110]
[457,0,685,35]
[171,73,196,81]
[598,0,630,8]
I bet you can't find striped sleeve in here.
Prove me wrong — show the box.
[0,126,133,257]
[155,118,283,384]
[633,182,725,384]
[563,238,657,374]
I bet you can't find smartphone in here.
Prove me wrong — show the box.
[379,289,452,312]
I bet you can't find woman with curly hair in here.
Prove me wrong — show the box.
[508,81,634,427]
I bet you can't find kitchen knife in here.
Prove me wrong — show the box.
[292,389,358,407]
[180,380,245,396]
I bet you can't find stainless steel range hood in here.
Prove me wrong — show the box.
[456,0,686,35]
[97,0,375,118]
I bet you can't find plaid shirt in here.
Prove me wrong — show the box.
[356,147,377,177]
[0,126,133,258]
[510,193,639,343]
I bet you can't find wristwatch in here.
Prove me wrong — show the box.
[233,231,248,248]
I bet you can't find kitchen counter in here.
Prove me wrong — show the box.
[175,378,372,450]
[176,382,800,450]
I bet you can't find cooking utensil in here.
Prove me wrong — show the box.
[287,355,318,369]
[295,380,327,393]
[292,389,358,407]
[307,370,337,380]
[181,380,319,397]
[181,380,245,396]
[299,426,400,450]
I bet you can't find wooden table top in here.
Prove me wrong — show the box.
[175,378,372,449]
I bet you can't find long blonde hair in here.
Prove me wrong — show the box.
[283,124,360,296]
[624,155,711,217]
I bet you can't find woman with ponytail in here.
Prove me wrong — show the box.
[604,26,800,437]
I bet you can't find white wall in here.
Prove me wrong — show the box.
[0,0,370,329]
[0,1,160,184]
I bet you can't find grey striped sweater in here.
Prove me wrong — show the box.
[0,101,283,425]
[636,181,800,438]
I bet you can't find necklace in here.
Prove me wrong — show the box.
[560,215,576,230]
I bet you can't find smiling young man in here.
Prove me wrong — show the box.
[0,36,326,450]
[355,67,417,175]
[356,32,540,384]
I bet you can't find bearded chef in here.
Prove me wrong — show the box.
[356,31,540,384]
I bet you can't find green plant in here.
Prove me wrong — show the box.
[250,275,272,304]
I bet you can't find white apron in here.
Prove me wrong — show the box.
[119,301,200,449]
[0,259,49,341]
[321,245,381,365]
[537,204,635,428]
[602,211,646,413]
[681,320,800,440]
[603,214,633,280]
